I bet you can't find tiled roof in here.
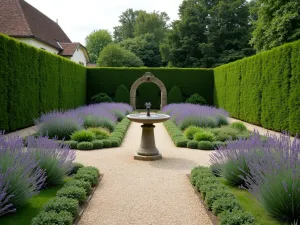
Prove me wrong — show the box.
[0,0,71,50]
[59,43,79,56]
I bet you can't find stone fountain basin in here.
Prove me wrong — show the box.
[126,114,170,124]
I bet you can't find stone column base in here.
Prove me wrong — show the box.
[134,153,162,161]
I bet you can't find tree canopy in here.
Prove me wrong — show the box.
[85,29,112,63]
[97,43,144,67]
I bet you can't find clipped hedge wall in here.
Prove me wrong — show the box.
[86,68,214,109]
[214,40,300,135]
[0,34,86,132]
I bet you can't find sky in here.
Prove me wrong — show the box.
[25,0,183,46]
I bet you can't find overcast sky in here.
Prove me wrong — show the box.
[25,0,183,45]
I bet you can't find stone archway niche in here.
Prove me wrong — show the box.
[130,72,167,110]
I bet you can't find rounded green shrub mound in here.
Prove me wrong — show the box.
[230,122,247,132]
[44,197,79,217]
[185,93,207,105]
[31,210,73,225]
[38,118,81,140]
[73,173,97,186]
[71,130,95,142]
[69,162,84,175]
[77,142,94,150]
[91,93,112,104]
[194,131,215,142]
[63,140,78,149]
[87,127,110,140]
[198,141,214,150]
[114,84,130,104]
[65,179,92,194]
[56,186,86,204]
[212,197,241,215]
[211,126,240,141]
[184,126,204,140]
[187,140,199,149]
[168,85,183,104]
[212,141,226,149]
[175,138,188,147]
[83,115,116,132]
[102,139,112,148]
[109,139,120,147]
[219,209,255,225]
[91,140,103,149]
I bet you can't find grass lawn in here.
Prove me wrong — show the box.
[0,178,72,225]
[219,178,284,225]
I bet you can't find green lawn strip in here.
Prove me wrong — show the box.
[0,177,73,225]
[218,178,283,225]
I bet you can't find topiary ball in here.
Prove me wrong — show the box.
[185,93,207,105]
[77,142,94,150]
[71,130,95,142]
[187,140,199,149]
[198,141,214,150]
[91,140,103,149]
[102,139,112,148]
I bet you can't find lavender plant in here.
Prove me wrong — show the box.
[27,136,76,186]
[0,134,46,215]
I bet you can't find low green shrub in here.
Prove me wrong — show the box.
[69,162,84,175]
[91,140,103,149]
[212,141,226,149]
[44,197,79,217]
[71,130,95,142]
[109,138,121,147]
[102,139,112,148]
[194,131,215,142]
[179,116,218,130]
[198,141,214,150]
[112,110,125,122]
[83,115,116,132]
[91,93,112,103]
[63,140,78,149]
[88,127,110,140]
[184,126,204,140]
[187,140,199,149]
[175,138,188,147]
[212,197,242,215]
[211,126,240,141]
[65,179,92,195]
[74,167,99,186]
[205,190,235,209]
[185,93,207,105]
[230,122,247,132]
[31,210,73,225]
[77,142,94,150]
[237,131,251,140]
[216,115,229,126]
[198,183,225,199]
[219,209,255,225]
[79,166,100,176]
[56,186,86,204]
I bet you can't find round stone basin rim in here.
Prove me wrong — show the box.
[126,114,170,124]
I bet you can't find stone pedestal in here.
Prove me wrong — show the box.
[134,124,162,161]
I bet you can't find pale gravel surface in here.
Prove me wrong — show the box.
[76,122,213,225]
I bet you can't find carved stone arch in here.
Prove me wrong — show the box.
[130,72,167,110]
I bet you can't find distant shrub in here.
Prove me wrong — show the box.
[230,122,247,132]
[91,93,112,104]
[88,127,110,140]
[114,84,130,104]
[211,126,240,141]
[64,140,78,149]
[168,86,183,104]
[194,131,215,142]
[56,186,86,204]
[91,140,103,149]
[77,142,94,150]
[185,93,207,105]
[71,130,95,142]
[187,140,199,149]
[38,117,81,140]
[179,116,218,130]
[175,138,188,147]
[184,126,204,140]
[216,115,229,126]
[198,141,214,150]
[44,197,79,217]
[31,210,73,225]
[83,115,115,132]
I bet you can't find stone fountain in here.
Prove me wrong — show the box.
[126,102,170,161]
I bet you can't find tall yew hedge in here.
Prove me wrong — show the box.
[214,40,300,135]
[86,68,214,109]
[0,34,86,132]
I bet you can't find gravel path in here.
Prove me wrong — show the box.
[76,122,213,225]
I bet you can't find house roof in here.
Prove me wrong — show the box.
[59,43,79,56]
[0,0,71,50]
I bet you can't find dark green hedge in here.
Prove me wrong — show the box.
[86,68,214,109]
[214,40,300,135]
[0,34,86,132]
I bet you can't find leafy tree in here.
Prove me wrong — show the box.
[113,9,143,42]
[85,30,112,63]
[163,0,253,68]
[134,11,169,42]
[251,0,300,52]
[97,43,143,67]
[120,33,162,67]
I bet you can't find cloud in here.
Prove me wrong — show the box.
[25,0,183,45]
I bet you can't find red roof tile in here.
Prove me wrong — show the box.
[59,42,79,56]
